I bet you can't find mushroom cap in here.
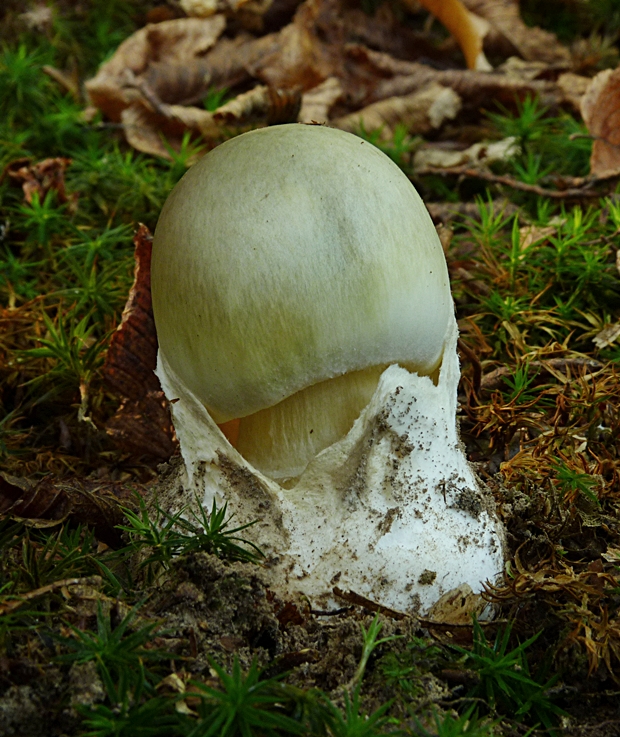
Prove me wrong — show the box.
[151,124,453,423]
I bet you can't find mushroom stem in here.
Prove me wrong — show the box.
[230,361,443,483]
[234,365,386,482]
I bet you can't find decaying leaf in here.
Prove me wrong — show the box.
[2,157,76,208]
[557,71,591,113]
[333,82,462,138]
[121,100,219,159]
[0,472,135,545]
[413,135,519,170]
[581,67,620,176]
[247,0,345,90]
[299,76,342,123]
[180,0,271,18]
[85,0,576,158]
[593,322,620,349]
[426,583,487,625]
[85,16,227,122]
[355,47,563,111]
[518,224,556,251]
[213,84,302,125]
[103,225,177,460]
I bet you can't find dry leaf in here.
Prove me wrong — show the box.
[557,71,591,113]
[426,583,488,625]
[86,16,227,122]
[333,82,461,138]
[121,101,219,159]
[353,47,562,111]
[299,77,342,123]
[180,0,269,16]
[3,157,76,208]
[248,0,344,90]
[518,224,556,250]
[581,67,620,176]
[414,136,519,170]
[462,0,570,64]
[213,85,301,125]
[103,225,177,460]
[340,2,445,65]
[593,322,620,349]
[0,473,135,545]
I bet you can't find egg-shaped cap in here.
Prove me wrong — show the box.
[151,124,453,423]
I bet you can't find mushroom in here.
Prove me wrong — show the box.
[151,124,505,614]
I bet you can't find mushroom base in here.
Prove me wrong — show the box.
[155,319,506,615]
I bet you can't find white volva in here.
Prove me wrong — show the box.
[151,124,505,614]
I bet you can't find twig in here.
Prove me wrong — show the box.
[0,575,103,615]
[332,586,408,620]
[414,166,620,199]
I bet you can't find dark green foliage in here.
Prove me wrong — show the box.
[486,96,592,182]
[413,706,496,737]
[522,0,620,41]
[56,602,170,688]
[117,496,264,584]
[79,693,181,737]
[319,687,395,737]
[380,637,445,699]
[187,657,306,737]
[452,619,565,734]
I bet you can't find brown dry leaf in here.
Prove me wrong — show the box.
[333,82,461,138]
[413,136,519,170]
[121,101,219,159]
[103,225,177,460]
[0,473,135,545]
[581,67,620,176]
[198,33,278,92]
[0,576,105,617]
[463,0,570,64]
[248,0,344,90]
[518,224,556,251]
[85,16,227,122]
[180,0,270,18]
[3,157,76,208]
[299,77,342,123]
[426,583,488,625]
[557,72,591,113]
[340,2,444,65]
[352,46,562,111]
[213,85,302,125]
